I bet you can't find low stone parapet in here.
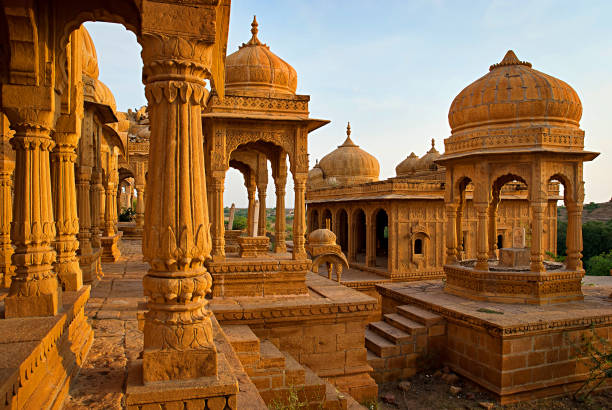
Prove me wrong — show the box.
[0,286,93,410]
[237,236,270,258]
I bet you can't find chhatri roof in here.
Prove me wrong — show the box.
[225,16,298,96]
[448,50,582,134]
[318,122,379,182]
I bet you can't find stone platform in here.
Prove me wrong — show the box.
[376,278,612,404]
[0,286,93,410]
[206,253,310,297]
[80,247,102,283]
[211,272,379,402]
[118,222,143,239]
[445,263,584,305]
[100,231,122,262]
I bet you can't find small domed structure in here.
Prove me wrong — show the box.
[396,152,419,177]
[448,50,582,134]
[317,123,379,186]
[307,160,324,189]
[225,16,297,96]
[415,139,441,172]
[308,228,337,246]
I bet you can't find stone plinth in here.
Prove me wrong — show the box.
[224,229,243,254]
[206,254,310,297]
[499,248,530,267]
[100,231,122,262]
[0,287,93,409]
[444,264,583,305]
[126,318,239,410]
[377,280,612,404]
[80,247,102,283]
[118,222,143,239]
[211,273,379,403]
[237,236,269,258]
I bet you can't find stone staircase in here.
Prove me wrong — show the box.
[223,325,349,409]
[365,304,446,384]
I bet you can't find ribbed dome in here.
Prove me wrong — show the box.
[225,16,297,95]
[308,228,336,246]
[415,139,441,171]
[448,50,582,133]
[396,152,419,176]
[80,26,99,79]
[318,123,379,184]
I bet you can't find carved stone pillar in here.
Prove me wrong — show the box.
[274,179,286,253]
[100,180,121,262]
[257,186,266,237]
[5,121,61,318]
[455,202,463,258]
[530,201,546,273]
[90,168,103,248]
[474,203,489,271]
[488,191,500,259]
[366,211,376,267]
[246,183,256,236]
[51,131,83,291]
[347,211,356,262]
[292,174,307,260]
[445,203,458,264]
[566,203,583,271]
[0,115,14,288]
[140,33,217,382]
[135,184,145,228]
[76,166,93,256]
[210,173,225,261]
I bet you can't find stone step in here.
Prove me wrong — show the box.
[323,380,348,410]
[364,329,399,357]
[258,366,327,406]
[281,350,307,386]
[258,340,286,370]
[384,313,426,335]
[368,321,412,344]
[222,324,261,354]
[396,304,443,326]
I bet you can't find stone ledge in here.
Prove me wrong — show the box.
[0,286,93,409]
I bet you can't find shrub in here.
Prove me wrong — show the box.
[232,215,247,230]
[585,251,612,276]
[119,207,135,222]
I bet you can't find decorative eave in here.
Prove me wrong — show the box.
[436,147,600,166]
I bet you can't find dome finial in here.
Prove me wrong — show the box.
[431,138,435,149]
[489,50,532,71]
[246,15,262,46]
[340,121,358,147]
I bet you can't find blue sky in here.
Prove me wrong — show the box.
[85,0,612,207]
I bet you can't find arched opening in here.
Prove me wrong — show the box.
[497,234,503,250]
[354,209,366,263]
[309,209,320,233]
[414,238,423,254]
[322,208,332,230]
[547,174,580,270]
[336,209,348,253]
[455,177,472,260]
[374,209,388,268]
[490,173,529,260]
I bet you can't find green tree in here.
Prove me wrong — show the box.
[557,220,567,256]
[232,215,247,230]
[582,220,612,261]
[585,251,612,276]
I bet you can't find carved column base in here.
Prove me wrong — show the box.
[0,258,14,288]
[143,345,217,383]
[80,247,103,283]
[5,277,62,318]
[100,232,122,262]
[57,260,83,291]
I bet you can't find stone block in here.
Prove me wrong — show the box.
[5,285,62,318]
[142,346,218,382]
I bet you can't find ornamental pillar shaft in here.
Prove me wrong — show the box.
[135,184,145,228]
[566,204,583,271]
[90,168,103,248]
[5,122,60,318]
[474,203,489,271]
[246,184,256,236]
[0,115,14,288]
[445,203,458,264]
[488,193,500,259]
[210,174,225,261]
[51,133,83,291]
[530,201,546,273]
[140,33,216,382]
[292,174,307,259]
[104,182,116,236]
[274,180,286,253]
[257,188,266,237]
[76,166,93,257]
